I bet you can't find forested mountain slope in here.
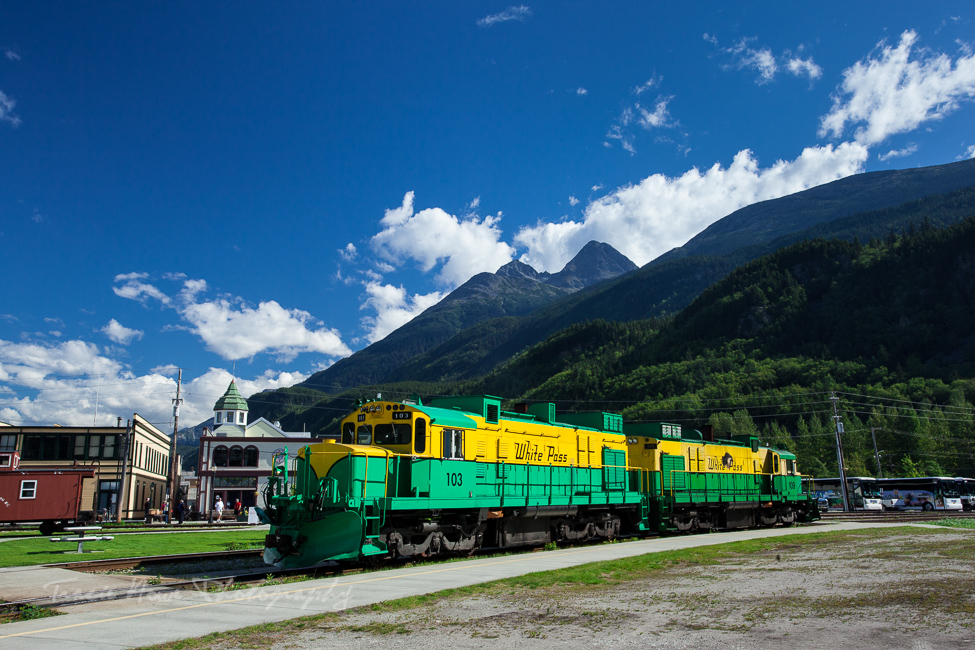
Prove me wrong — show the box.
[382,185,975,384]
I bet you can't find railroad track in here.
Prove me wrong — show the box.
[820,509,975,524]
[0,524,258,540]
[4,511,969,617]
[1,552,362,615]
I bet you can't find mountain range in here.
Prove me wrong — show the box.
[236,157,975,434]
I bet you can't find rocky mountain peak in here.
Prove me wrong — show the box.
[547,241,638,290]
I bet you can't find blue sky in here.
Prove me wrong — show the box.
[2,3,975,429]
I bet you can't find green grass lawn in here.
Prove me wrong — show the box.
[932,517,975,529]
[0,530,267,568]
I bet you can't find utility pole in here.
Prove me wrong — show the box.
[167,369,183,524]
[116,419,132,523]
[871,427,883,479]
[830,392,851,511]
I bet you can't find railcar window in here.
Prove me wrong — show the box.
[442,428,464,460]
[20,480,37,499]
[342,422,355,444]
[415,418,427,454]
[374,423,412,445]
[357,425,372,445]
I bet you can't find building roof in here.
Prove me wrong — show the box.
[214,381,249,412]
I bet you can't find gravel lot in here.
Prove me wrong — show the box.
[174,527,975,650]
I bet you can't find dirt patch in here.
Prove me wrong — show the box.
[187,529,975,649]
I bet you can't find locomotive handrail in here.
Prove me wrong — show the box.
[665,469,789,503]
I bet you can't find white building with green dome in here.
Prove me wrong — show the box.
[197,380,330,516]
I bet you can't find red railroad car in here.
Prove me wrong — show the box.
[0,452,95,534]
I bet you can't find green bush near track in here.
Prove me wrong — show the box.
[0,531,266,568]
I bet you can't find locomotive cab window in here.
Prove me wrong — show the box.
[442,428,464,460]
[357,425,372,445]
[342,422,355,444]
[414,418,427,454]
[374,422,412,445]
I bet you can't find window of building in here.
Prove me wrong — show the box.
[229,446,243,467]
[23,434,83,460]
[0,434,16,452]
[20,480,37,499]
[213,446,228,467]
[237,412,245,424]
[89,435,101,459]
[244,446,259,467]
[214,476,257,488]
[215,412,222,424]
[227,412,235,424]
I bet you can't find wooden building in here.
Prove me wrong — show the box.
[2,414,175,520]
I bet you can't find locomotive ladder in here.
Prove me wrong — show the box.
[361,451,391,544]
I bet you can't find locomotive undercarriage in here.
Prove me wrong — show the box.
[670,503,799,533]
[380,506,635,559]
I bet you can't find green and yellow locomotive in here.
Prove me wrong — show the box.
[260,395,819,568]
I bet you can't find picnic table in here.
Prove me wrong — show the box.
[50,525,114,553]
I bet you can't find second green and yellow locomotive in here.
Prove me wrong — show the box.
[261,394,818,568]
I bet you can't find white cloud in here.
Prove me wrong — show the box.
[820,30,975,146]
[359,283,445,344]
[179,298,350,362]
[514,142,868,272]
[787,56,823,80]
[0,338,308,427]
[878,143,919,161]
[710,35,821,86]
[5,50,20,61]
[111,275,351,363]
[605,107,637,153]
[634,76,661,95]
[477,5,532,28]
[370,192,516,288]
[339,243,357,262]
[576,87,588,96]
[101,319,144,345]
[568,196,579,206]
[963,144,975,159]
[113,272,171,305]
[636,96,675,129]
[0,90,21,127]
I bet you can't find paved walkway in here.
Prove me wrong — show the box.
[0,522,942,649]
